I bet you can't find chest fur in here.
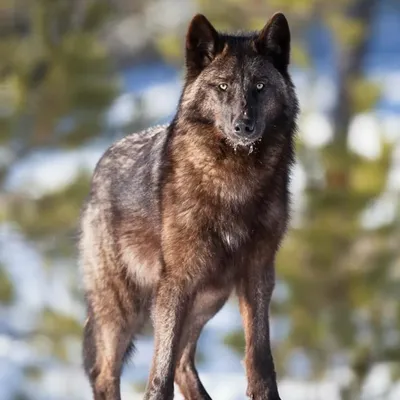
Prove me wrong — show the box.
[162,139,289,258]
[164,174,287,255]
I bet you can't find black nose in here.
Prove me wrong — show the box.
[234,119,255,135]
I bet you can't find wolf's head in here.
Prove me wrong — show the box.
[179,13,298,149]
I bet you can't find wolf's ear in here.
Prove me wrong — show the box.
[186,14,219,75]
[255,13,290,69]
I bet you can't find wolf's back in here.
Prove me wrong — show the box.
[88,124,168,218]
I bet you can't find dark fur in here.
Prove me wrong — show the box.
[80,12,298,400]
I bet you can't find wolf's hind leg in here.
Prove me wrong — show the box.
[83,271,147,400]
[175,287,231,400]
[83,312,131,400]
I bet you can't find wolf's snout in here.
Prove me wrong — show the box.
[233,118,255,135]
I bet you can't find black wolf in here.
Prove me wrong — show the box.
[80,12,298,400]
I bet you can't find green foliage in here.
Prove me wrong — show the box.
[12,393,31,400]
[133,380,148,393]
[24,365,43,381]
[156,34,182,65]
[223,329,245,356]
[195,349,206,366]
[40,308,82,338]
[0,0,118,168]
[350,79,381,114]
[11,172,91,239]
[277,138,400,385]
[0,264,15,304]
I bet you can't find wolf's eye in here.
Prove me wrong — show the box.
[256,83,265,91]
[218,83,228,91]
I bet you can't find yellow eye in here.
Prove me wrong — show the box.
[219,83,228,91]
[256,83,265,91]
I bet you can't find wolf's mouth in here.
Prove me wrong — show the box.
[224,134,262,154]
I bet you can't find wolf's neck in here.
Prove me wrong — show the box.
[167,122,292,197]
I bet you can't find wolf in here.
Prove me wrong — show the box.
[80,11,298,400]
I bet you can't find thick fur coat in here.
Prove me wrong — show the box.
[80,12,298,400]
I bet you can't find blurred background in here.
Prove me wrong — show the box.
[1,0,400,399]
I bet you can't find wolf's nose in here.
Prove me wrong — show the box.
[234,119,255,134]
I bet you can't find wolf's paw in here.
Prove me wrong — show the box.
[248,395,281,400]
[246,384,281,400]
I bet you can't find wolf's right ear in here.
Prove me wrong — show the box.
[185,14,219,75]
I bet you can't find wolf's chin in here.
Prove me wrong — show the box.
[223,135,262,153]
[225,132,262,147]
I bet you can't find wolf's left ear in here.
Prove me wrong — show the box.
[255,13,291,69]
[186,14,219,75]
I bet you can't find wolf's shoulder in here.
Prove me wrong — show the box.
[89,123,169,198]
[95,124,168,168]
[109,123,168,154]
